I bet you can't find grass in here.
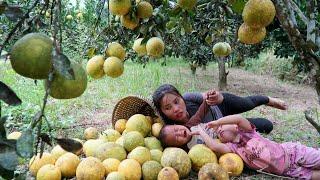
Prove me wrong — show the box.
[1,54,320,179]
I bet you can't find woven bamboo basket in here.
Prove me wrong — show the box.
[111,96,160,127]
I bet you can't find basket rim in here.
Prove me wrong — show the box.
[111,95,159,127]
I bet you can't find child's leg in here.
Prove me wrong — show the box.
[312,170,320,180]
[282,142,320,179]
[294,143,320,170]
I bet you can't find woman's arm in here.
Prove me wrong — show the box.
[207,114,253,131]
[196,127,231,154]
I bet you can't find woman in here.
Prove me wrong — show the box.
[152,84,287,134]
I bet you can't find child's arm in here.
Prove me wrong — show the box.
[207,114,253,131]
[194,127,232,154]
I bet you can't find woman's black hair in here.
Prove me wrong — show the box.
[152,84,184,124]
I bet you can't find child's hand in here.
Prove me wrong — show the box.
[206,121,219,131]
[205,90,223,106]
[190,131,200,136]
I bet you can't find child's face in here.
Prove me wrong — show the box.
[163,125,192,146]
[160,93,188,123]
[217,124,238,143]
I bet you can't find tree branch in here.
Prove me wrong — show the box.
[285,0,297,26]
[304,109,320,134]
[288,0,308,24]
[306,1,317,47]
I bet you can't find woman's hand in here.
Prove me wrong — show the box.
[205,90,223,106]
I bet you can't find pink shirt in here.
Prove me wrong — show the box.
[225,125,287,175]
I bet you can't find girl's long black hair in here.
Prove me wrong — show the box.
[152,84,184,125]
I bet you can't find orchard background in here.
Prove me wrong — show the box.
[0,0,319,179]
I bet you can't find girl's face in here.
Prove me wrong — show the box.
[163,125,192,146]
[160,93,188,123]
[217,124,238,143]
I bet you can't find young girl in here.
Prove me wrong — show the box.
[195,115,320,179]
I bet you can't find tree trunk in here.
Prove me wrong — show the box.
[218,57,227,90]
[273,0,320,103]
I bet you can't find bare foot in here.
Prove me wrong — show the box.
[267,97,288,110]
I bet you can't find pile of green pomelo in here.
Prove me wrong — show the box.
[21,113,243,180]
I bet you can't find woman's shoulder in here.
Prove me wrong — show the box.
[183,92,202,100]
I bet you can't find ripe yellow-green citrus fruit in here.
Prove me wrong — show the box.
[127,146,151,165]
[83,139,106,157]
[51,145,67,160]
[76,157,105,180]
[66,15,73,20]
[150,149,163,163]
[102,158,120,175]
[188,144,218,171]
[144,137,163,151]
[212,42,228,57]
[10,33,53,79]
[146,37,165,57]
[121,14,139,30]
[161,147,191,178]
[114,119,127,133]
[132,38,147,56]
[137,1,153,19]
[198,163,229,180]
[126,114,151,137]
[151,123,163,138]
[224,42,232,55]
[115,136,124,146]
[118,159,141,180]
[105,42,126,61]
[106,172,125,180]
[45,11,51,18]
[7,131,22,140]
[76,12,83,19]
[93,142,127,161]
[242,0,276,28]
[103,56,124,78]
[29,152,56,176]
[55,152,80,178]
[84,127,99,140]
[36,164,61,180]
[48,62,87,99]
[158,167,179,180]
[86,55,105,79]
[100,129,121,142]
[219,153,244,176]
[109,0,131,16]
[123,131,145,152]
[238,23,266,44]
[177,0,197,11]
[142,160,163,180]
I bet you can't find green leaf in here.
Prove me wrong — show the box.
[0,116,7,139]
[54,138,83,154]
[0,144,19,171]
[0,165,14,180]
[87,47,96,59]
[52,51,75,80]
[16,128,34,158]
[0,81,22,106]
